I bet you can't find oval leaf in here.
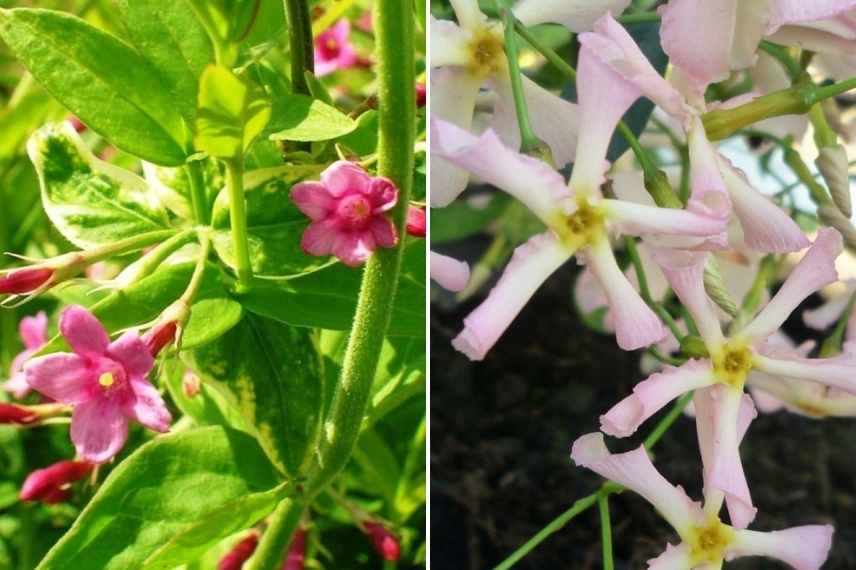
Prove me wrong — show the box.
[267,93,356,142]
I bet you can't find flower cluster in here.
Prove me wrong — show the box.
[431,0,856,567]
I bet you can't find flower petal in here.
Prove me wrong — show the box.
[513,0,632,31]
[107,332,154,377]
[60,305,109,358]
[452,232,570,360]
[742,228,841,340]
[431,251,470,292]
[604,199,726,239]
[70,397,129,463]
[729,525,834,570]
[803,283,855,330]
[717,156,810,253]
[4,371,31,400]
[600,360,717,437]
[449,0,485,29]
[429,16,470,67]
[24,353,93,404]
[291,182,335,221]
[768,0,856,33]
[687,119,732,220]
[753,349,856,394]
[368,217,397,249]
[320,161,372,197]
[429,68,483,207]
[431,119,570,225]
[126,377,172,432]
[333,232,375,267]
[301,220,338,257]
[646,543,693,570]
[587,239,666,350]
[571,433,704,534]
[20,311,48,349]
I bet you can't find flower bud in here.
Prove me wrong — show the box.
[282,528,307,570]
[67,116,87,134]
[182,371,202,398]
[0,267,54,295]
[643,169,683,209]
[218,532,260,570]
[406,206,426,238]
[680,335,709,358]
[819,205,856,250]
[415,83,426,108]
[816,144,852,218]
[363,522,401,561]
[0,403,39,425]
[20,460,93,503]
[703,259,738,318]
[143,320,178,358]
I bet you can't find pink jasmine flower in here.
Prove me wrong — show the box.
[431,251,470,292]
[291,161,398,267]
[24,306,172,463]
[20,460,93,504]
[572,432,834,570]
[600,228,856,527]
[583,12,810,254]
[218,532,259,570]
[314,20,359,77]
[4,311,48,399]
[429,0,631,205]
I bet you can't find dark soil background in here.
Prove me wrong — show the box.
[430,249,856,570]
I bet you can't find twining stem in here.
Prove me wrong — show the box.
[598,494,614,570]
[225,158,253,291]
[624,236,683,340]
[494,392,694,569]
[186,160,210,225]
[246,498,305,570]
[306,0,415,496]
[498,2,541,154]
[782,145,832,207]
[283,0,315,95]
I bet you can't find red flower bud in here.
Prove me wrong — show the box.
[143,321,177,357]
[364,522,401,561]
[0,267,54,294]
[282,528,307,570]
[0,403,39,425]
[416,83,426,108]
[68,116,87,133]
[218,532,259,570]
[406,206,426,238]
[20,460,93,503]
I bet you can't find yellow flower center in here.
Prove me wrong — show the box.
[712,342,754,389]
[98,372,115,388]
[555,198,605,248]
[467,27,504,75]
[688,518,734,564]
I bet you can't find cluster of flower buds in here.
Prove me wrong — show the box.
[20,460,93,504]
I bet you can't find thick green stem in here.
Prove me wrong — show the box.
[125,229,197,284]
[499,4,540,154]
[186,160,209,225]
[225,158,253,291]
[83,230,179,265]
[283,0,314,95]
[306,0,415,495]
[598,494,614,570]
[246,498,305,570]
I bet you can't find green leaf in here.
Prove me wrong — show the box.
[0,77,64,161]
[142,486,285,569]
[336,110,379,156]
[186,0,260,66]
[267,93,356,142]
[116,0,214,125]
[211,169,329,277]
[430,193,510,244]
[186,313,324,476]
[240,241,426,337]
[35,426,281,570]
[27,123,171,248]
[162,362,251,434]
[39,262,243,355]
[0,8,189,165]
[195,65,272,158]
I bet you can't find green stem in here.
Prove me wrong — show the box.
[617,12,660,25]
[83,230,178,265]
[820,289,856,357]
[514,20,576,81]
[225,158,253,291]
[124,229,197,284]
[812,76,856,102]
[598,493,614,570]
[283,0,314,95]
[246,498,305,570]
[179,236,211,305]
[809,103,837,149]
[758,41,802,81]
[643,391,694,450]
[624,236,682,340]
[499,4,540,153]
[186,160,210,225]
[306,0,415,495]
[783,145,832,206]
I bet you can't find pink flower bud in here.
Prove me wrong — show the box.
[0,403,39,425]
[20,460,93,503]
[363,522,401,561]
[0,267,54,294]
[218,532,259,570]
[416,83,426,108]
[182,372,202,398]
[406,206,426,238]
[68,116,87,133]
[143,321,177,357]
[282,528,307,570]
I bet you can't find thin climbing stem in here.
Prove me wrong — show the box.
[283,0,314,95]
[598,494,614,570]
[625,236,683,341]
[498,2,540,154]
[225,158,253,291]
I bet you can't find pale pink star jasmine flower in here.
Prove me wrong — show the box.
[600,228,856,527]
[314,20,360,77]
[429,0,631,206]
[291,161,398,267]
[24,306,171,463]
[3,311,48,399]
[571,432,833,570]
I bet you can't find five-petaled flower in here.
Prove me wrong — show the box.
[291,161,399,267]
[314,20,361,77]
[24,306,172,463]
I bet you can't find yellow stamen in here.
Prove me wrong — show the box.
[98,372,115,388]
[688,517,734,564]
[467,27,504,75]
[553,197,605,248]
[712,342,754,389]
